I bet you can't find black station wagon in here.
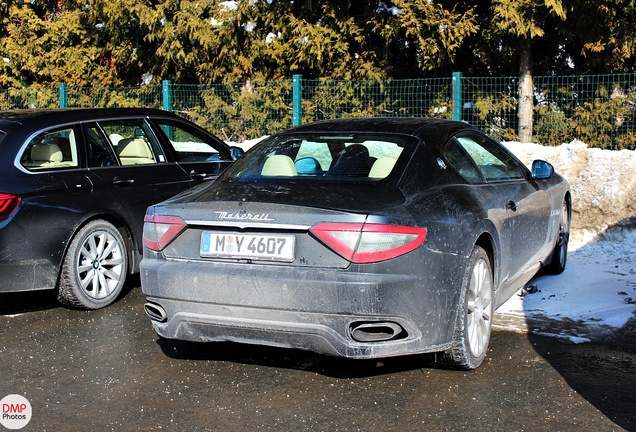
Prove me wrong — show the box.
[0,108,242,309]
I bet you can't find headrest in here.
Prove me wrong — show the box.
[31,144,63,162]
[117,138,153,159]
[261,154,297,176]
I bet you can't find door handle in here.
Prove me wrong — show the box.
[190,170,208,181]
[506,200,517,212]
[113,177,135,187]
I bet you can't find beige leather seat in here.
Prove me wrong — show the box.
[368,157,397,179]
[261,155,297,176]
[31,144,63,165]
[116,138,156,165]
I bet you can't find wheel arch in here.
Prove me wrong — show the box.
[59,212,139,281]
[473,231,499,289]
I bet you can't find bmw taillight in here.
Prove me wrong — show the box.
[0,193,21,218]
[310,222,427,264]
[143,214,187,251]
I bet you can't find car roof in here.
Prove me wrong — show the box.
[0,108,181,129]
[278,117,479,149]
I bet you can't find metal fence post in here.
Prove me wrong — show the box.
[452,72,463,121]
[162,80,173,112]
[292,74,302,126]
[59,83,68,108]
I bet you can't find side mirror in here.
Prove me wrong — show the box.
[295,157,322,175]
[230,146,244,160]
[531,160,554,179]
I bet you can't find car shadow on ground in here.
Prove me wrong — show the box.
[524,221,636,431]
[528,321,636,431]
[157,337,440,379]
[0,290,59,315]
[0,274,139,315]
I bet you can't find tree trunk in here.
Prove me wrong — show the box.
[518,39,533,143]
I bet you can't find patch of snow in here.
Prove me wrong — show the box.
[498,140,636,341]
[227,136,267,152]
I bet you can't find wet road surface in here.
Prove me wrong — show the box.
[1,284,635,431]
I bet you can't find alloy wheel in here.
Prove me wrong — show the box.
[466,257,493,358]
[76,230,125,299]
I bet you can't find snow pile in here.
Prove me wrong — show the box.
[229,136,266,152]
[496,227,636,343]
[505,140,636,229]
[500,140,636,342]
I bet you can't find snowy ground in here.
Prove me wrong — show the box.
[495,227,636,343]
[499,141,636,343]
[230,136,636,343]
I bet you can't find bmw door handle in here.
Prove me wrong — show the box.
[113,177,135,187]
[506,200,517,212]
[190,170,208,180]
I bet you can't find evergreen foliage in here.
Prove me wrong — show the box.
[5,0,634,87]
[1,0,636,149]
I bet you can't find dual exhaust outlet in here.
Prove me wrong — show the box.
[144,302,167,323]
[145,301,405,343]
[349,321,405,342]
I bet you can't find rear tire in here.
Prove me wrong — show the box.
[57,220,128,310]
[547,199,570,275]
[440,246,494,370]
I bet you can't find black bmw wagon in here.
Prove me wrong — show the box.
[0,108,242,309]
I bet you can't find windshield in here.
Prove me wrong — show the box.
[223,133,417,182]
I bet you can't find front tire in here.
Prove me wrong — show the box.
[440,246,494,370]
[547,199,570,275]
[57,220,128,310]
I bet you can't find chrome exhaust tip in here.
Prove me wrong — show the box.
[350,322,405,342]
[144,302,167,323]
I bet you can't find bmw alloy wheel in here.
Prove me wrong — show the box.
[57,220,128,309]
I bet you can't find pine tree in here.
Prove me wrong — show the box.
[562,0,636,73]
[0,0,147,87]
[492,0,567,142]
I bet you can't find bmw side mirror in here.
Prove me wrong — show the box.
[230,146,244,160]
[531,160,554,179]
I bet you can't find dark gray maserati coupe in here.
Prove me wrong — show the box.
[141,117,571,370]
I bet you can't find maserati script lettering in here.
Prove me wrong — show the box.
[214,211,274,222]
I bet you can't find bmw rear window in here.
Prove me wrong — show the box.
[223,133,417,182]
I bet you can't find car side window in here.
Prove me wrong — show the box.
[443,139,483,183]
[20,127,80,171]
[153,119,231,162]
[456,134,525,181]
[84,124,118,168]
[98,119,165,165]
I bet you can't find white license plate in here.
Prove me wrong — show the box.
[200,232,295,262]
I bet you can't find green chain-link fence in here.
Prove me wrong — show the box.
[1,73,634,149]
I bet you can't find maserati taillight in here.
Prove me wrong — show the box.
[0,193,21,218]
[310,222,427,264]
[143,214,187,251]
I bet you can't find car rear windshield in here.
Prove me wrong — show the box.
[223,133,418,182]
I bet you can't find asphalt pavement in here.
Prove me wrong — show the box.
[1,284,634,431]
